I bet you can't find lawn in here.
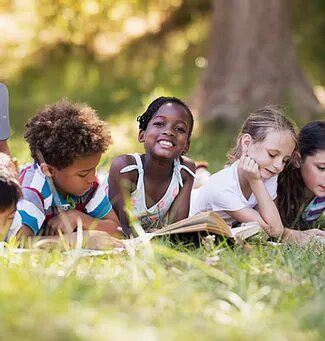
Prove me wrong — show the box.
[0,238,324,340]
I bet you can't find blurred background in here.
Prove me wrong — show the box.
[1,0,324,171]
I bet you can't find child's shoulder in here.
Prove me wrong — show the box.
[179,155,195,170]
[179,155,196,181]
[111,154,138,169]
[208,162,237,186]
[19,162,43,185]
[109,154,141,183]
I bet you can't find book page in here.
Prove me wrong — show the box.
[158,211,230,234]
[231,222,262,240]
[155,223,232,238]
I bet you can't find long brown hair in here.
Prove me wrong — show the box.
[227,106,297,164]
[278,121,325,227]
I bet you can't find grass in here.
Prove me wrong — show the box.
[0,239,324,340]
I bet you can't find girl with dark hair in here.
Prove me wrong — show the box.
[278,121,325,230]
[108,96,196,236]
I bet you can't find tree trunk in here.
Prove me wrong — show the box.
[191,0,321,122]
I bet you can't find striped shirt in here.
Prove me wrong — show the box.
[9,162,112,236]
[300,196,325,228]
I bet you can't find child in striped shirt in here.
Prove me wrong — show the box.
[13,99,121,238]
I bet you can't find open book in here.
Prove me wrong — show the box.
[148,211,263,241]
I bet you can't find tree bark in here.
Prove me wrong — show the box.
[191,0,321,122]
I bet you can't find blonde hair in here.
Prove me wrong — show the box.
[227,106,298,164]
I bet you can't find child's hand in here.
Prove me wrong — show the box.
[302,228,325,241]
[44,210,77,236]
[239,155,261,182]
[283,228,325,246]
[86,230,125,249]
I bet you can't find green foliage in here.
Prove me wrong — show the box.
[3,0,325,163]
[7,16,210,164]
[289,0,325,85]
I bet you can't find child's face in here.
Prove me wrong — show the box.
[300,150,325,198]
[0,205,15,239]
[139,102,191,159]
[245,129,295,180]
[49,152,102,197]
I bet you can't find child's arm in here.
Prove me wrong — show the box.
[44,208,123,238]
[235,156,284,237]
[39,230,124,250]
[168,157,196,223]
[108,155,137,236]
[225,207,271,229]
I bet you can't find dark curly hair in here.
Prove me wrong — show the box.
[0,153,22,212]
[24,99,112,169]
[137,96,194,137]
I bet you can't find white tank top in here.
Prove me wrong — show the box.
[120,153,195,231]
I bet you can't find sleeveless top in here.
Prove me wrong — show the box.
[120,153,195,231]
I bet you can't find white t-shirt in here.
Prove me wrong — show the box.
[190,161,278,226]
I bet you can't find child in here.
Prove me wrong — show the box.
[14,99,121,238]
[0,153,22,240]
[278,121,325,230]
[190,106,297,239]
[108,96,196,236]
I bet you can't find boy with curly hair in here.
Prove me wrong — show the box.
[13,99,121,238]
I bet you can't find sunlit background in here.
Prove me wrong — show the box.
[1,0,324,170]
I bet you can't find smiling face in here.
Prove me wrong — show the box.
[45,152,102,197]
[300,150,325,198]
[244,129,296,180]
[138,102,191,160]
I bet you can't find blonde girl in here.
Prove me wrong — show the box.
[190,106,296,239]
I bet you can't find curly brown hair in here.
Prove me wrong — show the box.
[24,99,112,169]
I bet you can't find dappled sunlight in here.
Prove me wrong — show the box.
[0,0,186,78]
[0,0,38,78]
[6,12,210,137]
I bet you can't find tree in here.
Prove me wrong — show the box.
[192,0,322,122]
